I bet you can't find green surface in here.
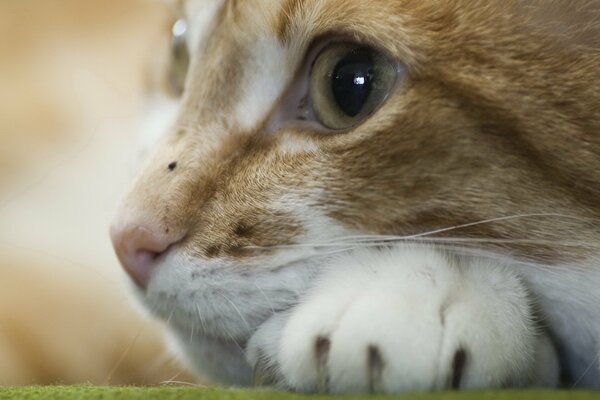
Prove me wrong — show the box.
[0,387,598,400]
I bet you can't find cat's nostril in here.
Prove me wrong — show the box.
[109,222,185,289]
[126,249,161,288]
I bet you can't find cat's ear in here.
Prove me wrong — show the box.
[517,0,600,47]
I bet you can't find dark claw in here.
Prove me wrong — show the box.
[252,357,269,387]
[451,348,467,389]
[252,354,278,387]
[315,336,331,393]
[368,345,385,393]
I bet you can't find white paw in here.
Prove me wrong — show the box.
[247,246,559,393]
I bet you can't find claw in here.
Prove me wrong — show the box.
[368,345,385,393]
[252,357,277,387]
[251,358,268,387]
[450,348,467,389]
[315,336,331,393]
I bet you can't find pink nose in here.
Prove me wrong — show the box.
[110,222,185,289]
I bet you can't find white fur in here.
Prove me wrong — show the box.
[184,0,225,55]
[247,247,559,393]
[139,242,319,385]
[232,37,292,131]
[519,261,600,388]
[135,93,180,165]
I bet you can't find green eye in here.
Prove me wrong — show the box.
[169,18,190,96]
[310,44,397,130]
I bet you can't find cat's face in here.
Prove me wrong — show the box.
[112,0,600,347]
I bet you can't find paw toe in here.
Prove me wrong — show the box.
[315,336,331,393]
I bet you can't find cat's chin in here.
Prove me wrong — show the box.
[167,325,253,386]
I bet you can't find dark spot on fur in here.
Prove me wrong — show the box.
[228,245,256,258]
[298,94,308,109]
[315,336,330,358]
[234,222,253,237]
[439,302,450,327]
[168,161,178,171]
[205,245,221,258]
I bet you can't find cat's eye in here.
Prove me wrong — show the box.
[169,18,190,96]
[310,43,398,130]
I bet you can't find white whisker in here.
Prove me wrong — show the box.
[160,380,204,387]
[244,213,597,252]
[572,351,600,388]
[252,281,276,314]
[218,292,251,333]
[196,304,206,332]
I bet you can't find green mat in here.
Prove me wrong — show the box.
[0,387,598,400]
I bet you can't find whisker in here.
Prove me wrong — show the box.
[160,379,204,387]
[372,213,593,240]
[572,351,600,388]
[264,240,596,275]
[244,213,596,252]
[0,240,124,287]
[252,281,276,314]
[188,319,195,345]
[103,321,146,385]
[245,236,599,252]
[220,328,247,358]
[196,304,207,332]
[218,292,251,333]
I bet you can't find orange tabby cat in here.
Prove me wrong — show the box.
[112,0,600,392]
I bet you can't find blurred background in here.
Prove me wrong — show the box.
[0,0,197,385]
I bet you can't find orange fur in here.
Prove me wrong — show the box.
[125,0,600,264]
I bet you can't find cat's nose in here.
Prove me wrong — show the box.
[110,221,185,289]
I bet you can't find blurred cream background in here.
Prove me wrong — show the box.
[0,0,196,385]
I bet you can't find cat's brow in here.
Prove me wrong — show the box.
[277,0,307,43]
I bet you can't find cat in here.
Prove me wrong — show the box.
[111,0,600,393]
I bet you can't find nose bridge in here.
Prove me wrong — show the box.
[181,28,248,124]
[117,145,195,236]
[110,132,210,287]
[115,116,236,234]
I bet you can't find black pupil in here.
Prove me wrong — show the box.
[332,49,375,117]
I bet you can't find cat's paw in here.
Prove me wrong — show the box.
[247,247,559,393]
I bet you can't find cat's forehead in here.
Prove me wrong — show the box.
[175,0,417,133]
[182,0,410,48]
[183,0,283,37]
[175,0,600,134]
[175,0,296,132]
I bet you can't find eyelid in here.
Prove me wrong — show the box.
[265,36,402,135]
[265,37,359,134]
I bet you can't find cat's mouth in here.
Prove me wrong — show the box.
[142,251,321,340]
